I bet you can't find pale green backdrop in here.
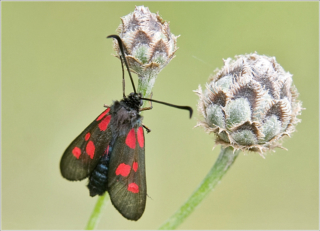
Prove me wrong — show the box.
[2,2,319,230]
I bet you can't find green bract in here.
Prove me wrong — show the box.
[196,53,303,155]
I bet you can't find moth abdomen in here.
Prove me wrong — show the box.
[87,154,110,197]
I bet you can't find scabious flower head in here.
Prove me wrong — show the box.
[195,53,303,156]
[112,6,178,97]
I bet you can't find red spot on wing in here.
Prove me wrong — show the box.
[128,183,139,193]
[104,145,109,155]
[86,141,95,159]
[125,128,136,149]
[133,162,138,172]
[72,147,81,159]
[137,126,144,148]
[98,115,111,131]
[85,132,91,141]
[96,108,110,121]
[115,163,131,177]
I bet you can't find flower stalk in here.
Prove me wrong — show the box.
[85,194,110,230]
[159,53,303,229]
[159,146,240,230]
[137,73,157,106]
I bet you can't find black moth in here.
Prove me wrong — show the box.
[60,35,193,221]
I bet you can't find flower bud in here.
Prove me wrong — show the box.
[113,6,178,97]
[195,53,303,156]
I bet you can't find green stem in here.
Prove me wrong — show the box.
[137,74,157,107]
[159,146,241,230]
[85,193,110,230]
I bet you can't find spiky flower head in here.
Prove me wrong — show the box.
[113,5,178,98]
[195,53,303,156]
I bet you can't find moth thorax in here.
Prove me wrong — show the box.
[122,93,142,111]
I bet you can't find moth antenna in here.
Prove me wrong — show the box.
[141,97,193,118]
[107,35,137,94]
[119,56,126,98]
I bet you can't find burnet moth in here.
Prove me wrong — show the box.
[60,35,193,221]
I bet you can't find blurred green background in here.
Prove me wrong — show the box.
[2,2,318,230]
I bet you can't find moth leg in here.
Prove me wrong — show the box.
[104,104,110,108]
[140,106,152,112]
[142,124,151,133]
[140,92,153,112]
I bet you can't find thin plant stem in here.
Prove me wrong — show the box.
[85,193,110,230]
[137,74,157,108]
[159,146,241,230]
